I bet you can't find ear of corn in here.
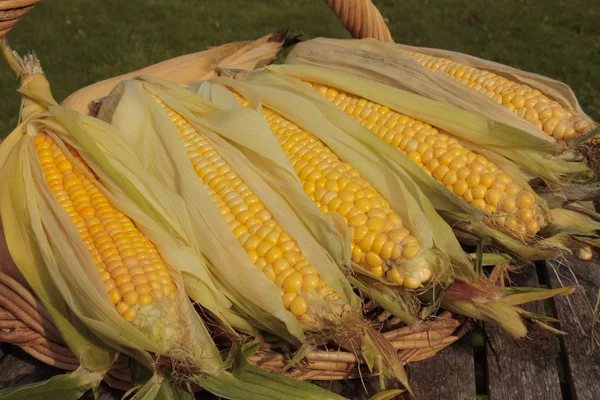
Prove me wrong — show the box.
[99,78,413,388]
[225,68,566,261]
[99,79,360,341]
[179,74,576,340]
[249,65,600,261]
[61,33,285,116]
[405,50,592,145]
[285,39,592,185]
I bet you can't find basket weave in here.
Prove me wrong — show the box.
[0,0,39,40]
[0,0,473,393]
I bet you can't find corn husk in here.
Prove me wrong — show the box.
[114,74,569,342]
[97,76,414,389]
[252,64,600,261]
[61,32,286,116]
[285,38,593,186]
[0,41,342,400]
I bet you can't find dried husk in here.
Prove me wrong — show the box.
[61,32,286,115]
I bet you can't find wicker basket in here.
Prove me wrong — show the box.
[0,0,473,392]
[0,269,469,391]
[0,0,39,40]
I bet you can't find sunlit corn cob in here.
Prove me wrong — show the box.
[33,133,178,325]
[307,82,544,239]
[405,52,591,145]
[152,96,341,318]
[233,94,432,289]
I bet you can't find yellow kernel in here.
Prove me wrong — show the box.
[116,302,129,315]
[284,251,300,265]
[485,188,502,206]
[517,209,534,222]
[283,292,297,308]
[389,228,410,243]
[137,284,152,295]
[517,193,535,209]
[115,274,132,287]
[123,291,139,306]
[123,308,137,322]
[302,273,321,291]
[289,296,308,316]
[108,288,121,304]
[366,251,382,267]
[472,185,487,199]
[371,234,387,254]
[526,220,540,235]
[348,214,368,228]
[501,196,517,213]
[369,265,384,277]
[465,172,481,187]
[276,267,296,286]
[402,238,421,259]
[453,180,469,196]
[283,271,303,293]
[404,277,421,289]
[456,167,470,180]
[471,199,487,210]
[273,258,291,275]
[386,268,404,285]
[433,165,450,181]
[443,170,458,186]
[264,246,284,263]
[480,173,496,189]
[119,282,135,295]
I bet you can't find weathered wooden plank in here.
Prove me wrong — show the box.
[546,256,600,400]
[406,335,476,400]
[484,266,562,400]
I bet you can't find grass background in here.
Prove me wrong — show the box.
[1,0,598,136]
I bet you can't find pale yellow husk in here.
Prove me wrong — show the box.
[62,33,285,115]
[284,39,593,185]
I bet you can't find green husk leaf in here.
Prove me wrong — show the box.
[283,343,314,372]
[369,389,405,400]
[472,253,513,266]
[194,348,347,400]
[0,367,103,400]
[499,285,576,306]
[348,276,419,325]
[360,326,411,394]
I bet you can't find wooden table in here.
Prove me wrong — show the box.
[1,244,599,399]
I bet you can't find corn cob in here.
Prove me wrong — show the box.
[232,94,431,289]
[306,82,544,240]
[33,133,178,326]
[152,96,343,318]
[405,52,591,145]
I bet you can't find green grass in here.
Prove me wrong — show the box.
[1,0,598,137]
